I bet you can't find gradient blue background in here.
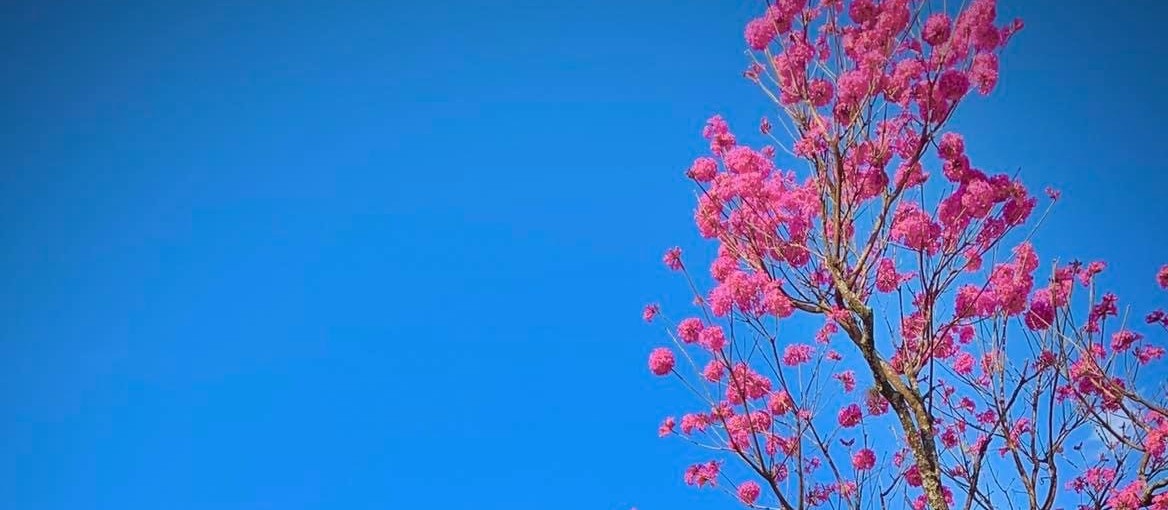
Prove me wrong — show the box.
[2,1,1165,509]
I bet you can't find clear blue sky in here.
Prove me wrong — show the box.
[2,1,1166,509]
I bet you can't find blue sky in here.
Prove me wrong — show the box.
[2,1,1166,509]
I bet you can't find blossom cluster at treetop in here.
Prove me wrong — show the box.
[641,1,1168,510]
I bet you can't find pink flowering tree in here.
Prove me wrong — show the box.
[642,2,1168,510]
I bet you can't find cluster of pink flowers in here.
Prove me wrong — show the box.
[890,203,941,254]
[698,325,726,351]
[911,485,954,510]
[782,343,814,366]
[955,242,1038,319]
[834,370,856,392]
[725,363,773,404]
[702,359,725,382]
[1067,466,1116,494]
[852,448,876,470]
[657,416,675,437]
[838,404,863,428]
[642,1,1168,509]
[676,317,703,343]
[865,389,889,416]
[662,247,683,271]
[707,270,797,318]
[874,257,909,292]
[648,347,674,376]
[1146,413,1168,458]
[684,460,721,488]
[641,303,658,323]
[767,390,795,416]
[736,480,761,505]
[1110,480,1147,510]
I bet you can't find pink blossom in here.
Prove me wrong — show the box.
[677,318,704,343]
[694,195,724,238]
[710,253,737,282]
[1159,264,1168,289]
[1067,466,1115,493]
[688,157,718,182]
[702,115,736,155]
[1149,309,1168,326]
[702,114,728,139]
[940,426,960,449]
[815,322,838,344]
[782,343,814,366]
[839,480,857,499]
[724,146,772,175]
[726,412,771,450]
[1024,289,1054,331]
[885,58,924,104]
[806,482,833,505]
[1111,330,1143,351]
[875,257,902,292]
[894,161,927,188]
[834,370,857,392]
[848,0,877,24]
[1079,260,1105,286]
[709,271,757,317]
[1109,480,1146,510]
[659,416,676,437]
[702,359,725,382]
[961,178,996,218]
[938,70,970,101]
[737,481,761,505]
[893,450,906,468]
[838,404,862,427]
[970,53,999,94]
[684,460,721,488]
[890,202,940,253]
[1136,345,1166,364]
[663,247,683,271]
[727,363,773,403]
[768,390,795,415]
[904,465,922,487]
[942,155,971,182]
[837,69,873,107]
[699,325,726,351]
[649,347,675,376]
[922,13,952,46]
[762,283,795,318]
[743,62,762,81]
[938,132,965,160]
[745,17,777,50]
[1086,292,1119,332]
[772,462,789,482]
[642,304,660,323]
[1147,417,1168,458]
[852,448,876,470]
[953,352,975,376]
[865,389,889,416]
[771,434,799,457]
[680,413,709,434]
[795,124,828,157]
[911,486,953,510]
[808,79,834,107]
[953,284,990,315]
